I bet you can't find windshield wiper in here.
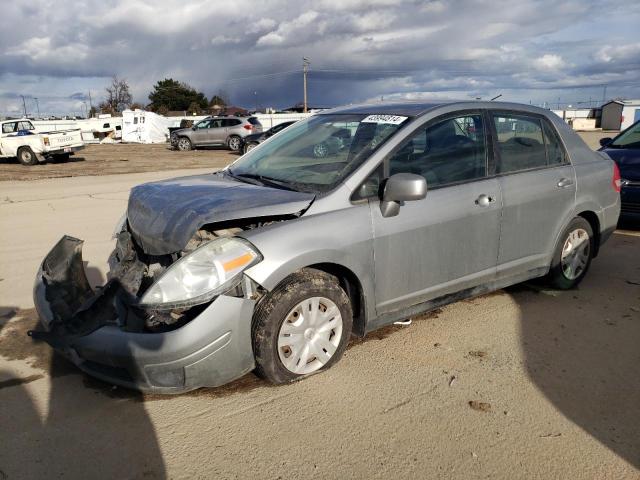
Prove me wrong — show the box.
[230,172,298,191]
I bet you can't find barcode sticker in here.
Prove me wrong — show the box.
[362,115,408,125]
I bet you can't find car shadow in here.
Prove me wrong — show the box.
[516,230,640,468]
[0,307,167,478]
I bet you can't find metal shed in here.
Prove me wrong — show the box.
[601,100,624,130]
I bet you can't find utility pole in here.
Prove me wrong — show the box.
[34,97,40,117]
[20,95,27,117]
[88,90,93,117]
[303,57,310,113]
[602,85,607,105]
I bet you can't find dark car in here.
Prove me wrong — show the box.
[241,121,297,154]
[599,120,640,221]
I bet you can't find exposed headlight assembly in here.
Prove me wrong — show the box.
[139,237,262,310]
[112,212,128,239]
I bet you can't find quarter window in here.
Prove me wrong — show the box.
[493,114,547,173]
[387,114,487,188]
[542,120,567,165]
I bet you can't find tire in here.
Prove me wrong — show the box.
[17,146,37,166]
[177,137,192,151]
[227,135,242,152]
[52,153,71,162]
[252,268,353,384]
[243,142,258,154]
[547,217,594,289]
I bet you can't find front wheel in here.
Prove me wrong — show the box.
[177,137,192,151]
[546,217,594,289]
[252,269,353,384]
[243,142,258,154]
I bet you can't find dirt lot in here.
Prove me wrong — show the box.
[0,143,237,182]
[0,130,616,183]
[0,130,638,479]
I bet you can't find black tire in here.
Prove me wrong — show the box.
[177,137,192,151]
[252,268,353,384]
[17,146,37,166]
[547,217,594,290]
[243,142,258,154]
[52,153,71,162]
[227,135,242,152]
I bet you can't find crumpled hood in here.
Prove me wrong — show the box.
[127,173,315,255]
[601,148,640,181]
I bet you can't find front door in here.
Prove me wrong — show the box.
[489,112,576,278]
[370,112,502,315]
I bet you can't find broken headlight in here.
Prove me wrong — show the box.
[138,237,261,310]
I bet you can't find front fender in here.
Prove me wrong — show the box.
[241,203,376,324]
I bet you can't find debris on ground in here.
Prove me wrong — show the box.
[393,318,412,326]
[468,401,491,412]
[469,350,488,358]
[448,375,457,387]
[539,433,562,438]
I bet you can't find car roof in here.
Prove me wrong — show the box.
[323,100,555,118]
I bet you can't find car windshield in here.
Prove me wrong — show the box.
[227,113,409,193]
[609,121,640,149]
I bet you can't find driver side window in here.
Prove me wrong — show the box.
[388,114,487,188]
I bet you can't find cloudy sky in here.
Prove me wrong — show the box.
[1,0,639,116]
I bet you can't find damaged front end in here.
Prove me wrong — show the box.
[31,227,266,393]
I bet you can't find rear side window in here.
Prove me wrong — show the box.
[222,119,241,127]
[493,114,546,173]
[387,113,487,188]
[248,117,261,126]
[2,122,17,133]
[542,120,567,165]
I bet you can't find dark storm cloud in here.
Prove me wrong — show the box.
[0,0,639,115]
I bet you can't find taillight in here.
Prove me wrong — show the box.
[243,124,252,130]
[612,162,621,192]
[43,136,50,146]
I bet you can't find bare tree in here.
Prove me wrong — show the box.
[104,75,133,112]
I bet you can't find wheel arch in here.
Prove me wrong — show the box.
[576,210,602,257]
[306,262,367,337]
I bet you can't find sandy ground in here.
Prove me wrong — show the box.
[0,143,237,182]
[0,135,638,479]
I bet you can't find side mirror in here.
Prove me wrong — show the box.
[599,137,612,147]
[380,173,427,217]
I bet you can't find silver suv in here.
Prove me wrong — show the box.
[171,116,262,151]
[32,101,620,393]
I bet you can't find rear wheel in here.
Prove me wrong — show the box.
[17,146,37,166]
[177,137,192,151]
[547,217,594,289]
[227,135,242,151]
[252,269,353,384]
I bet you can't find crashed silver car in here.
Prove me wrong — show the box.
[31,101,621,393]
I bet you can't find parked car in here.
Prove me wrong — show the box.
[0,119,84,165]
[31,101,620,393]
[168,119,194,145]
[170,116,262,151]
[599,120,640,220]
[241,121,297,154]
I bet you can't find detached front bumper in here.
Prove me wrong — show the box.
[32,236,257,394]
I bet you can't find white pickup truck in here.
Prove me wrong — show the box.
[0,119,84,165]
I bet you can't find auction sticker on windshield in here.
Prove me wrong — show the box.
[362,115,408,125]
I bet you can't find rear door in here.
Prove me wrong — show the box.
[489,111,576,279]
[369,111,502,315]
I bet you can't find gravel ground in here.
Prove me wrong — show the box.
[0,143,237,182]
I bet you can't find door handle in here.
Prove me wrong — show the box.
[475,194,495,207]
[557,178,574,188]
